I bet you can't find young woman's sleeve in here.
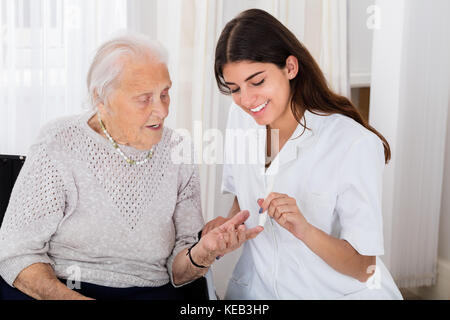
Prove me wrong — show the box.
[335,133,386,256]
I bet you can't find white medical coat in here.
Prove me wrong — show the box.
[222,104,403,300]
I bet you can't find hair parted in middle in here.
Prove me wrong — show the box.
[214,8,391,163]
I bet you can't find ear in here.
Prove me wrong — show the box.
[93,89,107,114]
[285,55,299,80]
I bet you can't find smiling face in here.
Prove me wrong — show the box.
[97,56,171,150]
[222,56,298,129]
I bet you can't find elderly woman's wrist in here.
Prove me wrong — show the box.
[190,241,214,268]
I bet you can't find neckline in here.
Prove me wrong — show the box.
[79,109,162,157]
[262,110,322,174]
[261,109,319,148]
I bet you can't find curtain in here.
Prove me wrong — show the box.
[319,0,349,97]
[0,0,128,155]
[370,0,450,288]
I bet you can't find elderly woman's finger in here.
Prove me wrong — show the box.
[202,216,230,237]
[245,226,264,240]
[221,228,231,245]
[226,224,239,250]
[223,210,250,228]
[237,224,246,245]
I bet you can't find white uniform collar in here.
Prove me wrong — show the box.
[265,109,323,175]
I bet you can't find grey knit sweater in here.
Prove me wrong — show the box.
[0,111,204,288]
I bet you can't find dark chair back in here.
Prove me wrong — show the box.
[0,155,26,228]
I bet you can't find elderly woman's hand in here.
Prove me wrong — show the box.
[201,216,230,237]
[193,210,263,266]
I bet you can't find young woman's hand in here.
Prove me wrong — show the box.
[258,193,311,241]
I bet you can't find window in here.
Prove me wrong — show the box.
[0,0,127,155]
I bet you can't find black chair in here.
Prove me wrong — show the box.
[0,155,27,300]
[0,155,26,228]
[0,154,214,300]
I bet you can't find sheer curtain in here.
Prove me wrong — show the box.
[0,0,127,155]
[299,0,350,97]
[370,0,450,287]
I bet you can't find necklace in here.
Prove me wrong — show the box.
[97,114,154,165]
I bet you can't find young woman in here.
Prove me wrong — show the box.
[203,9,403,299]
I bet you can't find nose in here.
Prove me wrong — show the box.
[152,98,169,120]
[239,88,257,109]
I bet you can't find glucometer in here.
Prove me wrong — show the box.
[258,174,275,227]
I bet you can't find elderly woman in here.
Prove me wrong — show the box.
[0,33,263,300]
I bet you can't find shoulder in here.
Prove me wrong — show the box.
[308,112,385,170]
[20,114,89,180]
[35,112,88,146]
[26,112,95,162]
[317,112,383,154]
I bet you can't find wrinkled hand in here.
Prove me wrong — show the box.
[195,211,263,266]
[258,192,311,241]
[201,216,230,237]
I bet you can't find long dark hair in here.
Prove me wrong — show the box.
[214,9,391,164]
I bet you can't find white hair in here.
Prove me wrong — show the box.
[86,32,169,109]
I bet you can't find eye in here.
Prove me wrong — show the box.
[138,95,152,104]
[161,90,170,100]
[252,79,265,86]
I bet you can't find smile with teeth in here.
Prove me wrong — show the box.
[250,101,269,113]
[148,124,160,128]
